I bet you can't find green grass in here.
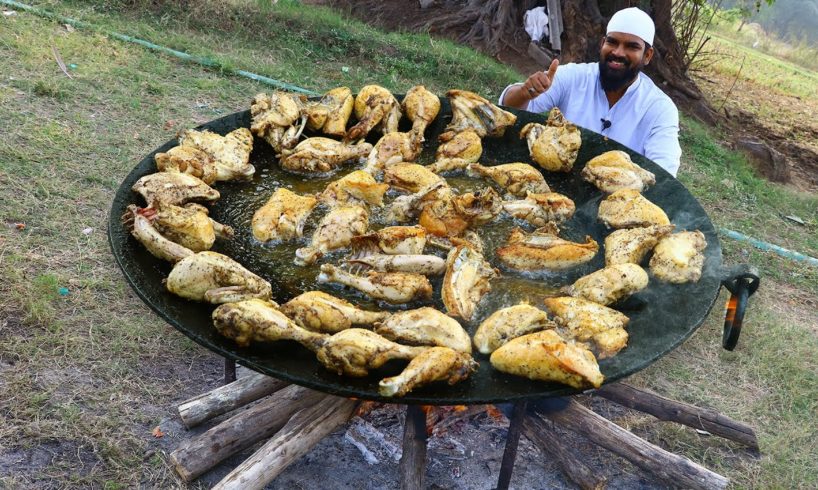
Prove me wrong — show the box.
[0,1,816,488]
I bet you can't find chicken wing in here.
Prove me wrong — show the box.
[604,224,675,266]
[443,89,517,138]
[250,91,306,153]
[520,108,581,173]
[473,303,555,354]
[167,251,272,304]
[383,163,445,194]
[563,263,649,306]
[419,187,503,237]
[252,188,318,242]
[363,131,422,175]
[346,85,401,142]
[441,244,498,322]
[468,162,550,198]
[501,192,576,227]
[133,202,232,252]
[126,206,195,263]
[435,129,482,163]
[379,347,477,397]
[279,137,373,174]
[598,189,670,229]
[303,86,354,138]
[317,170,389,208]
[212,299,327,350]
[132,172,219,207]
[543,297,629,359]
[178,128,255,181]
[402,85,441,144]
[317,264,433,304]
[295,205,369,265]
[154,145,218,185]
[649,230,707,283]
[581,150,656,193]
[316,328,427,377]
[496,227,599,271]
[347,254,446,276]
[374,307,471,353]
[350,225,427,256]
[490,330,604,389]
[280,291,390,333]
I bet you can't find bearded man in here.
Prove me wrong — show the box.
[500,7,682,177]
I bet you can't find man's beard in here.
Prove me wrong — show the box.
[598,55,643,91]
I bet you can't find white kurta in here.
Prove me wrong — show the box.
[500,63,682,177]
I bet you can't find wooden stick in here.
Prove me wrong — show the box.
[177,372,288,428]
[522,414,607,490]
[400,405,428,490]
[536,398,729,490]
[596,383,759,450]
[212,395,357,490]
[496,401,528,490]
[170,385,325,482]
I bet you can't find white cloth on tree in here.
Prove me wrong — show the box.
[524,7,549,43]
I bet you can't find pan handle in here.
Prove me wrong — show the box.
[720,265,760,351]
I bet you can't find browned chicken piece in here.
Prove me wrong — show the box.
[374,307,472,353]
[501,192,576,227]
[213,299,327,350]
[179,128,255,181]
[581,150,656,193]
[443,89,517,139]
[473,303,555,354]
[543,296,629,359]
[295,205,369,265]
[128,202,232,253]
[155,145,218,185]
[383,163,445,194]
[520,108,581,173]
[435,129,482,163]
[347,254,445,276]
[279,137,373,174]
[363,131,422,175]
[167,251,272,304]
[132,171,220,207]
[385,180,450,224]
[419,187,503,237]
[496,227,599,271]
[303,86,354,138]
[468,162,550,198]
[598,189,670,229]
[350,225,427,256]
[250,91,306,153]
[252,188,318,242]
[649,230,707,283]
[379,347,477,397]
[442,244,498,322]
[318,170,389,208]
[317,264,433,304]
[490,330,604,389]
[402,85,441,144]
[563,263,649,306]
[426,230,485,255]
[126,206,196,263]
[346,85,402,142]
[316,328,427,377]
[280,291,390,333]
[604,224,675,266]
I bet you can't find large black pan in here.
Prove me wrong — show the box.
[109,99,734,405]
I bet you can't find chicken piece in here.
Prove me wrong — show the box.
[126,206,195,263]
[252,188,318,242]
[649,230,707,284]
[490,330,604,389]
[520,108,581,172]
[402,85,440,139]
[363,131,421,175]
[435,129,482,164]
[383,163,445,194]
[441,244,497,322]
[501,192,576,227]
[132,202,232,252]
[385,180,449,224]
[543,297,629,359]
[280,291,390,333]
[250,91,306,153]
[346,85,401,142]
[468,162,549,198]
[419,187,503,237]
[347,254,446,276]
[303,86,354,137]
[155,145,218,185]
[318,170,389,208]
[316,328,427,377]
[212,299,327,350]
[132,172,220,207]
[496,227,599,271]
[426,230,485,255]
[604,224,675,266]
[350,225,427,256]
[563,263,649,306]
[295,205,369,265]
[473,304,556,354]
[598,189,670,229]
[167,251,272,304]
[279,137,373,174]
[581,150,656,193]
[443,89,517,139]
[374,307,472,353]
[317,264,433,304]
[379,347,477,397]
[178,128,255,181]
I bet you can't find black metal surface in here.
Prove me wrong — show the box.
[720,265,760,351]
[109,100,723,405]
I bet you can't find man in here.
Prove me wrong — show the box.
[500,8,682,177]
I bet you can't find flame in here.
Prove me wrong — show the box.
[354,400,382,417]
[725,295,738,323]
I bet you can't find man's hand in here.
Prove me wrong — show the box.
[501,59,559,110]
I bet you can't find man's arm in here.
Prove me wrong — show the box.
[500,59,559,110]
[643,104,682,177]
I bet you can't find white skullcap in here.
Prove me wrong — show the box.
[606,7,655,46]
